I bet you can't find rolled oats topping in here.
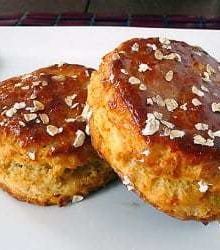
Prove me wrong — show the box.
[72,195,84,203]
[112,52,120,60]
[165,70,173,82]
[139,83,147,91]
[206,64,215,75]
[180,103,187,110]
[128,76,141,85]
[14,102,26,110]
[154,50,163,60]
[138,63,152,72]
[195,123,208,131]
[193,135,214,147]
[161,120,175,129]
[164,98,178,112]
[202,72,211,83]
[142,113,160,136]
[201,85,209,92]
[211,102,220,112]
[27,150,36,161]
[198,180,209,193]
[131,42,139,52]
[46,125,63,136]
[146,97,153,105]
[146,43,157,51]
[120,69,128,75]
[152,95,165,107]
[65,94,77,107]
[169,130,185,139]
[5,107,17,117]
[24,113,37,122]
[192,86,204,97]
[192,98,202,106]
[39,113,49,124]
[159,37,170,45]
[33,100,45,111]
[73,129,86,147]
[122,176,134,191]
[51,75,66,81]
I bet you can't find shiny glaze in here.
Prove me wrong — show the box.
[106,38,220,162]
[0,64,93,158]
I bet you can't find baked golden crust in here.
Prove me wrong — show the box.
[88,38,220,221]
[0,64,115,205]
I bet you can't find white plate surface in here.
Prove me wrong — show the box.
[0,27,220,250]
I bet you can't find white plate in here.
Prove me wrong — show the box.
[0,27,219,250]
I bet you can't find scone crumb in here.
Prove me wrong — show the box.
[72,195,84,204]
[73,129,86,148]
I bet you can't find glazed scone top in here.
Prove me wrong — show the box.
[102,38,220,158]
[0,64,93,157]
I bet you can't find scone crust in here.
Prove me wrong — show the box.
[0,64,115,205]
[88,38,220,221]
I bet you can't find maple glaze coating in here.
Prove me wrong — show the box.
[106,38,220,162]
[0,64,93,159]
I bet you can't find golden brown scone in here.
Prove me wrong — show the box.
[0,63,115,206]
[88,38,220,221]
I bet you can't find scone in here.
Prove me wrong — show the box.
[0,63,115,206]
[88,37,220,221]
